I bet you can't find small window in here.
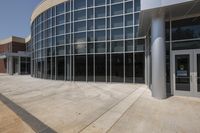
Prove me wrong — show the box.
[95,42,105,53]
[95,7,106,18]
[112,41,123,52]
[74,0,86,9]
[56,15,64,25]
[74,10,86,21]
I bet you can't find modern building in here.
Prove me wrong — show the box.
[0,36,31,75]
[0,0,199,99]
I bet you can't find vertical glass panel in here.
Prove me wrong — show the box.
[95,7,106,18]
[125,27,133,39]
[74,21,86,32]
[134,13,139,25]
[134,26,139,37]
[134,0,141,12]
[56,3,64,15]
[56,46,65,55]
[95,42,105,53]
[66,2,70,12]
[87,43,94,53]
[107,54,111,82]
[87,20,94,30]
[111,28,123,40]
[95,54,106,82]
[87,32,94,42]
[52,57,55,79]
[47,57,51,79]
[125,14,133,26]
[95,31,105,41]
[56,35,64,45]
[135,39,145,51]
[111,4,123,15]
[112,16,123,28]
[74,32,86,43]
[74,44,86,54]
[56,56,64,80]
[112,54,124,82]
[175,55,190,91]
[125,53,133,83]
[197,54,200,92]
[56,15,64,25]
[56,25,64,35]
[75,55,86,81]
[125,40,133,52]
[66,13,70,23]
[74,0,86,9]
[135,52,145,83]
[87,8,93,19]
[125,1,133,13]
[74,10,86,21]
[87,0,93,7]
[95,0,105,6]
[95,19,105,29]
[66,56,70,80]
[66,45,71,54]
[112,41,123,52]
[88,55,94,81]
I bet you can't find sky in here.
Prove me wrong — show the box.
[0,0,41,40]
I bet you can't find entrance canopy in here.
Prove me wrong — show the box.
[139,0,200,36]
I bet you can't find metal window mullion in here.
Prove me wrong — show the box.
[123,1,126,83]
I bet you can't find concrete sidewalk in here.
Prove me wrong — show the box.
[0,75,200,133]
[0,101,35,133]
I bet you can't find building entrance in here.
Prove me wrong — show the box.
[172,50,200,97]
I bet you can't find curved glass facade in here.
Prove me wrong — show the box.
[31,0,145,83]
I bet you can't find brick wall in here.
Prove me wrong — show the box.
[0,59,6,73]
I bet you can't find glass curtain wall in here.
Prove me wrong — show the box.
[31,0,145,83]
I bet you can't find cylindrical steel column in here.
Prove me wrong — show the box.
[151,11,166,99]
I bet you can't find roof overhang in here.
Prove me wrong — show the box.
[139,0,200,36]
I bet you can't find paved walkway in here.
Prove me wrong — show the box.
[0,75,200,133]
[0,101,34,133]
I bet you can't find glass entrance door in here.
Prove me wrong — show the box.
[172,50,200,97]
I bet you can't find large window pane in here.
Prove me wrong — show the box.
[74,44,86,54]
[112,54,124,82]
[95,7,106,18]
[56,25,64,35]
[88,55,94,81]
[74,32,86,43]
[125,53,133,83]
[74,0,86,9]
[135,52,145,83]
[74,10,86,21]
[125,27,133,39]
[95,19,105,29]
[111,4,123,15]
[56,35,64,45]
[95,42,105,53]
[134,0,141,12]
[75,55,86,81]
[172,17,200,40]
[95,54,106,82]
[56,46,65,55]
[56,15,64,25]
[135,39,145,51]
[56,56,64,80]
[56,3,64,15]
[111,28,123,40]
[112,16,123,28]
[74,21,86,32]
[112,41,123,52]
[95,31,105,41]
[125,14,133,26]
[125,1,133,13]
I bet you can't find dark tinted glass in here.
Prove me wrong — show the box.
[125,53,133,83]
[88,55,94,81]
[56,56,64,80]
[112,54,124,82]
[135,52,145,83]
[95,54,106,82]
[74,0,86,9]
[75,55,86,81]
